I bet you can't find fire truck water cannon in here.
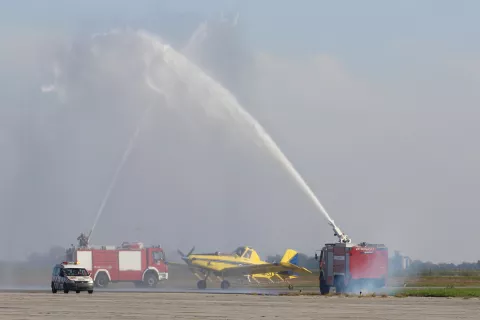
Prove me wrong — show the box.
[328,220,351,244]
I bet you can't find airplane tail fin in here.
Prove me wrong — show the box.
[280,249,300,266]
[276,249,311,279]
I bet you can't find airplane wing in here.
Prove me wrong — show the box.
[221,262,312,277]
[188,259,311,277]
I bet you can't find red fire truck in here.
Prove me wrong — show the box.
[315,241,388,294]
[65,241,168,288]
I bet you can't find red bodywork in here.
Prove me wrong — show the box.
[349,245,388,280]
[318,242,388,294]
[65,242,168,287]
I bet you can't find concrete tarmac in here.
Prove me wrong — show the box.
[0,292,479,320]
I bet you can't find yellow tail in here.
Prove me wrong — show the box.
[280,249,300,266]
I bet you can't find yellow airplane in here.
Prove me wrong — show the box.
[177,246,312,290]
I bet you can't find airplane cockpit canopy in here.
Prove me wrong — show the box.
[232,246,247,257]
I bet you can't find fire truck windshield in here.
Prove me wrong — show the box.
[63,268,89,276]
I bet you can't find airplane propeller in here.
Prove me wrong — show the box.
[177,246,195,262]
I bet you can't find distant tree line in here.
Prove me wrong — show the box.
[398,259,480,277]
[24,246,66,267]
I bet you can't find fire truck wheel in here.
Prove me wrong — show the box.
[95,272,109,288]
[63,288,69,294]
[319,278,330,295]
[144,272,158,287]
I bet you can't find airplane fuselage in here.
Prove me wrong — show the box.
[185,250,296,283]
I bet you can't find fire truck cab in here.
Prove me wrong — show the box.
[315,242,388,294]
[65,241,168,288]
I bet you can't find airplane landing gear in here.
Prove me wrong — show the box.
[197,279,207,289]
[197,270,210,290]
[220,280,230,290]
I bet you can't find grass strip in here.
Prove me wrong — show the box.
[396,288,480,297]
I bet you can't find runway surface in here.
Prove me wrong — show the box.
[0,284,406,295]
[0,291,479,320]
[0,285,281,295]
[0,284,466,295]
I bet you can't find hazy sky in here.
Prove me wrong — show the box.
[0,1,479,263]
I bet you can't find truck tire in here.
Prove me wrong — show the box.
[95,272,109,288]
[51,282,57,294]
[319,274,330,295]
[143,272,158,288]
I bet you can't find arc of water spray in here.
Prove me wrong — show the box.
[141,31,351,243]
[230,106,351,243]
[87,105,153,242]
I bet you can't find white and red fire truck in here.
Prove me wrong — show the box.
[65,241,168,288]
[316,241,388,294]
